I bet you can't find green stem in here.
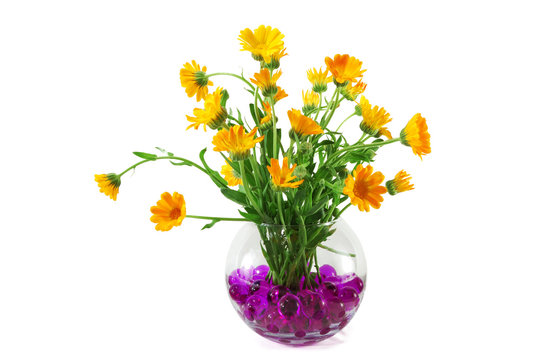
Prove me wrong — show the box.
[119,156,207,177]
[335,203,352,218]
[186,215,247,222]
[239,160,265,218]
[207,72,255,91]
[318,244,356,257]
[327,138,401,165]
[336,113,356,132]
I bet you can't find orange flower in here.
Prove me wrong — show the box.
[343,164,387,212]
[386,170,414,195]
[288,109,323,137]
[221,159,243,186]
[94,173,121,201]
[251,69,282,97]
[307,67,332,93]
[259,101,273,131]
[325,54,365,86]
[273,86,288,103]
[400,113,431,159]
[150,192,187,231]
[358,96,392,137]
[179,60,213,101]
[267,157,304,189]
[212,125,264,160]
[340,80,367,101]
[186,87,227,131]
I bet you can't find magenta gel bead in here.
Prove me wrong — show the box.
[228,265,364,345]
[278,294,300,319]
[338,286,360,311]
[319,264,337,279]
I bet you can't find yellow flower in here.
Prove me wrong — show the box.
[186,87,227,131]
[267,157,304,189]
[358,96,392,137]
[302,90,320,114]
[273,86,288,103]
[180,60,213,102]
[259,101,273,131]
[288,109,323,138]
[150,192,187,231]
[239,25,285,63]
[400,113,431,159]
[264,48,288,70]
[377,127,392,140]
[386,170,414,195]
[307,67,332,93]
[95,173,121,201]
[340,80,367,101]
[325,54,366,86]
[221,159,243,187]
[212,125,264,161]
[250,69,282,97]
[343,164,387,212]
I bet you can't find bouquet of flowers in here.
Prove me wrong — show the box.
[95,25,431,344]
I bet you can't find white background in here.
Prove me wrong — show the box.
[1,0,540,359]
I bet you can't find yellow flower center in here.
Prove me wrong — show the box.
[170,207,182,220]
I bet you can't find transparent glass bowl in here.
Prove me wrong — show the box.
[225,219,367,345]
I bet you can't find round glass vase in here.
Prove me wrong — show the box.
[225,219,367,346]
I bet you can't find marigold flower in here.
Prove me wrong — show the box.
[377,127,392,140]
[307,67,332,93]
[273,86,288,103]
[186,87,227,131]
[150,192,187,231]
[325,54,366,86]
[400,113,431,159]
[343,164,387,212]
[239,25,285,63]
[386,170,414,195]
[358,96,392,137]
[264,48,288,70]
[267,157,304,189]
[221,159,243,187]
[288,109,323,138]
[212,125,264,161]
[180,60,213,102]
[95,173,121,201]
[251,69,282,98]
[302,90,320,114]
[340,80,367,101]
[259,101,274,131]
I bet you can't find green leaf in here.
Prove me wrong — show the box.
[221,188,249,206]
[201,219,219,230]
[199,148,228,188]
[238,210,261,223]
[155,147,174,157]
[304,196,329,216]
[133,152,157,160]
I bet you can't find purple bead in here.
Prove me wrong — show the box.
[327,298,346,323]
[249,279,271,296]
[278,294,300,319]
[229,283,249,304]
[319,281,338,299]
[243,295,268,321]
[343,276,364,294]
[267,285,290,305]
[319,264,337,279]
[298,290,326,320]
[265,308,289,334]
[290,314,310,338]
[252,265,269,280]
[338,286,360,311]
[228,268,253,286]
